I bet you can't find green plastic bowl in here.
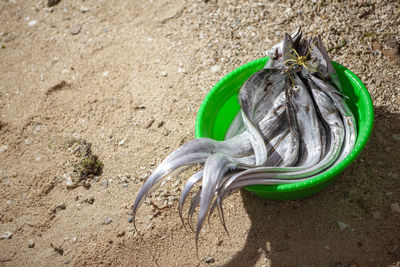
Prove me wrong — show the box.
[195,57,374,200]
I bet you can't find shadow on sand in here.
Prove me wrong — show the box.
[222,107,400,267]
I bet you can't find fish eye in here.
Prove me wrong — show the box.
[293,85,300,91]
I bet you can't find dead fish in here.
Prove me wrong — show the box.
[132,29,357,254]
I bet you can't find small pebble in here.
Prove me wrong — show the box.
[118,139,126,146]
[204,256,215,263]
[65,177,73,188]
[177,67,187,73]
[122,183,129,188]
[389,172,399,179]
[147,222,154,230]
[100,179,108,188]
[337,221,348,231]
[391,202,400,213]
[28,240,35,248]
[160,71,167,77]
[57,202,66,210]
[144,118,155,129]
[104,217,112,225]
[120,176,129,183]
[70,24,82,35]
[128,216,133,223]
[80,6,90,13]
[392,133,400,141]
[43,7,53,12]
[0,145,8,153]
[28,20,38,27]
[162,129,170,136]
[266,241,271,252]
[210,65,221,73]
[0,232,13,239]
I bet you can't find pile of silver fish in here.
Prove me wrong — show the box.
[132,29,357,250]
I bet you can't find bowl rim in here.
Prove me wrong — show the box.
[195,57,374,193]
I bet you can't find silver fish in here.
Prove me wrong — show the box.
[132,30,358,252]
[219,77,346,198]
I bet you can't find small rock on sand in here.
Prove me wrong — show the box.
[204,256,215,263]
[118,139,126,146]
[210,65,221,73]
[162,129,170,136]
[143,118,155,129]
[0,145,7,153]
[0,232,13,239]
[43,7,53,12]
[28,20,38,27]
[57,202,66,210]
[80,6,90,13]
[391,202,400,213]
[177,67,187,74]
[28,240,35,248]
[65,176,73,188]
[100,179,108,188]
[337,221,348,231]
[392,133,400,141]
[104,217,112,225]
[70,25,82,35]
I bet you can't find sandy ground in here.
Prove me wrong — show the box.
[1,0,400,266]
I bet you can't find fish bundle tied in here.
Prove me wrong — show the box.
[132,28,357,251]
